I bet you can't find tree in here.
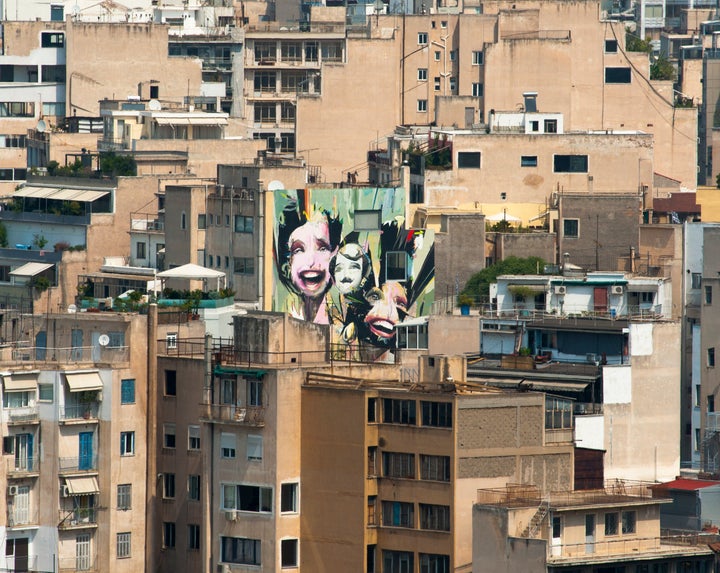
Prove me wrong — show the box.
[462,256,546,300]
[0,221,8,248]
[625,32,652,53]
[99,152,137,177]
[650,54,675,81]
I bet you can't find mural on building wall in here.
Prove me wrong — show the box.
[272,188,434,361]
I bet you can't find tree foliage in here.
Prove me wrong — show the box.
[99,152,137,177]
[461,256,546,299]
[625,32,652,53]
[650,53,675,81]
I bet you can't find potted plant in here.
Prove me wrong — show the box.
[457,293,474,315]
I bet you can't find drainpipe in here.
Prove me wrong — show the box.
[145,304,158,573]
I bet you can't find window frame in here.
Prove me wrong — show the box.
[188,425,201,451]
[418,32,428,45]
[554,154,588,173]
[188,474,201,501]
[604,512,619,536]
[472,50,484,65]
[457,151,481,169]
[605,67,632,84]
[117,484,132,510]
[280,482,299,513]
[385,252,408,282]
[521,155,538,167]
[120,431,135,456]
[418,68,428,81]
[417,99,428,113]
[163,472,176,499]
[563,219,580,239]
[163,423,176,449]
[116,532,131,558]
[163,521,176,549]
[281,538,299,568]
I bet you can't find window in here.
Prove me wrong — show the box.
[355,210,381,230]
[368,398,377,423]
[223,484,272,512]
[180,211,186,230]
[368,446,378,476]
[50,5,64,21]
[421,401,453,428]
[248,379,263,407]
[234,257,255,275]
[166,333,177,350]
[383,398,416,424]
[163,473,176,499]
[472,82,483,97]
[385,252,408,281]
[150,85,159,99]
[563,219,579,238]
[254,70,276,93]
[188,524,200,550]
[449,50,456,62]
[709,347,715,367]
[622,511,636,534]
[247,434,263,461]
[419,504,451,531]
[706,285,713,304]
[420,454,451,481]
[605,512,618,535]
[221,537,261,565]
[410,183,424,204]
[434,51,441,61]
[554,154,588,173]
[221,432,236,459]
[38,383,53,402]
[692,273,702,289]
[441,20,447,28]
[281,41,302,62]
[281,482,298,513]
[163,424,176,449]
[544,119,558,133]
[709,395,716,413]
[120,432,134,456]
[234,215,254,233]
[321,41,343,62]
[449,76,456,92]
[136,242,146,259]
[521,155,538,167]
[117,484,132,510]
[419,554,450,573]
[605,67,632,83]
[696,385,702,407]
[368,496,378,525]
[545,397,573,430]
[163,522,176,548]
[418,68,428,81]
[417,99,428,112]
[281,539,298,567]
[472,50,484,65]
[418,32,428,45]
[41,32,64,47]
[165,370,177,396]
[383,550,413,572]
[255,41,276,62]
[117,532,131,558]
[434,77,441,91]
[458,151,481,168]
[3,391,31,409]
[382,501,414,527]
[605,39,618,52]
[645,4,663,17]
[188,475,200,501]
[197,214,206,229]
[188,425,200,450]
[382,452,415,478]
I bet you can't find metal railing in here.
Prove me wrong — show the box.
[58,556,95,572]
[7,457,39,474]
[7,508,38,527]
[0,556,37,571]
[60,403,100,421]
[58,508,98,528]
[201,404,265,426]
[59,456,98,473]
[2,344,129,365]
[96,137,128,151]
[5,405,39,424]
[477,480,656,506]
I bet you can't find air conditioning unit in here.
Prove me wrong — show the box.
[554,285,566,295]
[8,485,18,496]
[611,285,624,295]
[61,485,70,498]
[224,510,237,522]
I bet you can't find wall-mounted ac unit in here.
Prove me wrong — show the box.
[611,285,624,295]
[8,485,18,496]
[554,285,566,295]
[61,485,70,498]
[224,510,237,522]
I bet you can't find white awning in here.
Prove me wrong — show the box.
[65,371,103,392]
[65,476,99,495]
[13,185,58,198]
[13,186,108,203]
[3,373,38,392]
[187,116,227,126]
[154,117,190,125]
[10,262,53,278]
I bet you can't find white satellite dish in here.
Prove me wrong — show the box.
[36,119,47,133]
[98,334,110,347]
[148,99,162,111]
[67,304,77,314]
[267,180,285,191]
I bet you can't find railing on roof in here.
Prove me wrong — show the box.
[0,344,129,365]
[502,29,572,41]
[477,480,656,506]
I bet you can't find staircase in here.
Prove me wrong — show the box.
[521,499,549,538]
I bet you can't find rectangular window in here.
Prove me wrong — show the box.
[188,475,200,501]
[622,510,636,534]
[458,151,481,168]
[434,51,441,61]
[434,77,441,91]
[281,482,298,513]
[163,522,176,548]
[368,397,377,423]
[368,495,378,525]
[410,183,424,204]
[605,512,618,535]
[544,119,558,133]
[645,4,663,17]
[441,20,447,28]
[120,431,134,456]
[382,452,415,479]
[563,219,579,238]
[421,401,453,428]
[383,398,416,424]
[221,432,236,459]
[419,554,450,573]
[163,473,176,499]
[247,434,263,461]
[385,252,408,281]
[281,41,302,62]
[472,83,483,97]
[449,76,456,92]
[420,454,451,481]
[605,67,632,83]
[417,99,428,112]
[709,347,716,367]
[418,32,428,45]
[166,332,177,350]
[234,215,254,233]
[248,379,263,407]
[117,484,132,510]
[221,537,261,565]
[521,155,538,167]
[449,50,456,61]
[188,425,200,450]
[165,370,177,396]
[50,5,64,21]
[117,532,131,558]
[355,210,381,230]
[236,484,273,512]
[554,154,588,173]
[382,501,414,528]
[605,39,618,52]
[255,41,276,63]
[38,383,53,402]
[545,397,573,430]
[136,242,146,259]
[163,424,176,449]
[692,273,702,289]
[709,394,716,413]
[188,524,200,550]
[472,50,484,65]
[419,503,451,531]
[383,550,413,572]
[418,68,428,81]
[197,214,206,229]
[281,539,298,567]
[41,32,64,48]
[706,285,713,304]
[234,257,255,275]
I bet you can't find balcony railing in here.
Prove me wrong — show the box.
[1,344,129,365]
[5,404,39,424]
[59,556,95,572]
[59,456,98,473]
[96,137,128,151]
[7,457,39,475]
[0,555,37,571]
[60,403,99,422]
[58,508,98,529]
[201,404,265,426]
[7,508,38,527]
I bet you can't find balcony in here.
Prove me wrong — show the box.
[5,405,39,425]
[7,508,38,528]
[6,457,39,477]
[96,137,128,152]
[58,508,98,530]
[59,456,98,474]
[60,403,99,424]
[58,556,96,572]
[0,556,38,571]
[200,404,265,426]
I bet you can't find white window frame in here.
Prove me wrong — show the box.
[188,425,200,451]
[120,431,134,456]
[417,68,428,81]
[418,32,428,45]
[221,432,236,459]
[247,434,263,461]
[117,532,131,558]
[417,99,428,113]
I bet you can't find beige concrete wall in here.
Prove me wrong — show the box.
[638,224,683,318]
[1,21,66,56]
[697,186,720,222]
[164,184,208,269]
[428,315,480,355]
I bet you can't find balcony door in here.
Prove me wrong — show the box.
[585,514,595,554]
[13,486,29,525]
[76,534,90,571]
[14,434,33,471]
[6,537,29,572]
[78,432,93,471]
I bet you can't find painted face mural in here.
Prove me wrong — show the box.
[273,188,435,361]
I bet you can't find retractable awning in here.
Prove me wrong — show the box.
[13,186,108,203]
[187,117,227,126]
[10,262,53,278]
[3,373,38,392]
[65,371,103,392]
[65,476,99,495]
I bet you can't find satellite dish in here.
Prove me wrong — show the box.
[36,119,47,133]
[98,334,110,347]
[67,304,77,314]
[267,180,285,191]
[148,99,162,111]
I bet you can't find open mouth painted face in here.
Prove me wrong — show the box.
[333,251,363,295]
[364,282,408,340]
[288,220,334,298]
